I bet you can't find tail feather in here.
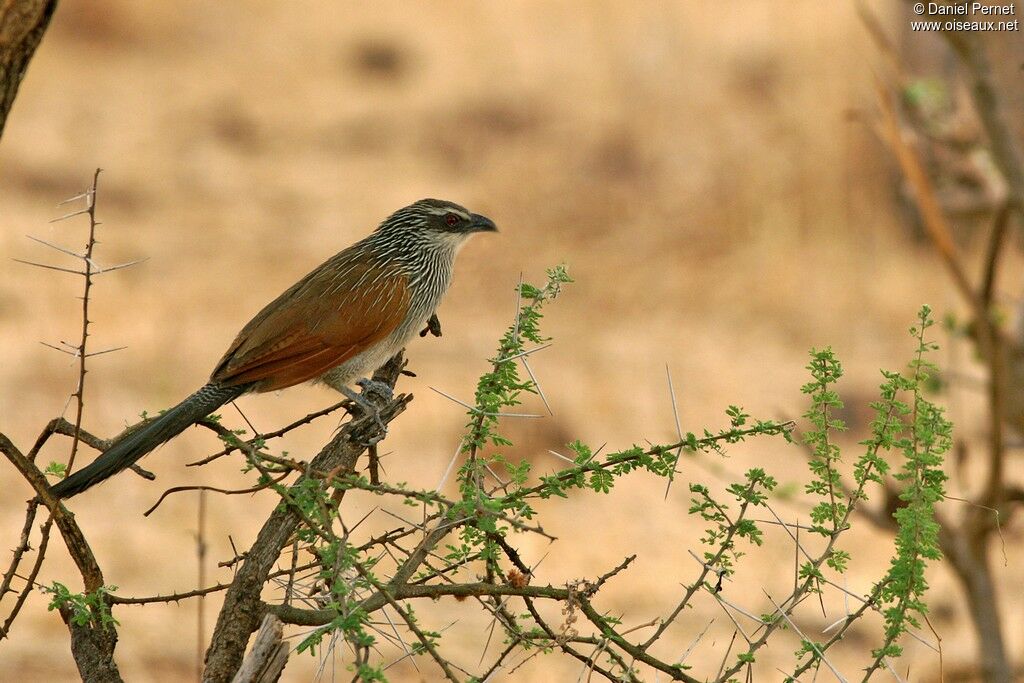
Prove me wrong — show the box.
[51,382,250,499]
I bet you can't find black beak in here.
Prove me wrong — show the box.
[469,213,498,233]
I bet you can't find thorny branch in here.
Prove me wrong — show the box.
[1,182,958,682]
[1,171,128,682]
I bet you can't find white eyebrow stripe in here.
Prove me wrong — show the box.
[424,205,470,220]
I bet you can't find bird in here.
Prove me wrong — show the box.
[50,198,497,498]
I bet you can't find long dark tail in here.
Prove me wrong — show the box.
[51,382,250,499]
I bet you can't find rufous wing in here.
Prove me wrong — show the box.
[211,254,412,392]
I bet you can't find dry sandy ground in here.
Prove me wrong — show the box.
[1,1,1022,680]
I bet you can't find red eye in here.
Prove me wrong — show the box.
[445,213,459,228]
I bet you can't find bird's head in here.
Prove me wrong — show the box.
[376,198,497,250]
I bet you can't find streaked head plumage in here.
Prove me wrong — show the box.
[377,199,497,239]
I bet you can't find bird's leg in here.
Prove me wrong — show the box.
[407,314,441,378]
[419,312,442,338]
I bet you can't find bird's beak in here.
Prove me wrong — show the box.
[469,213,498,233]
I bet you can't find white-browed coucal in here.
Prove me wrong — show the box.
[50,198,496,498]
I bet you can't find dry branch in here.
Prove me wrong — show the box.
[230,614,288,683]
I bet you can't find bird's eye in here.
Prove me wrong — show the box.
[444,213,460,228]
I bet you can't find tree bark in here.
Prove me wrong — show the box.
[66,614,123,683]
[0,0,58,141]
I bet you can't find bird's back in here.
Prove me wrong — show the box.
[211,242,414,393]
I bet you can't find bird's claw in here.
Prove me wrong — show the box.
[419,313,442,338]
[343,379,394,434]
[356,378,394,403]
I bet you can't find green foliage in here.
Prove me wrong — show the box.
[801,348,847,535]
[43,582,119,631]
[451,266,573,565]
[868,306,949,665]
[239,264,948,680]
[43,461,67,478]
[688,466,778,574]
[787,306,949,678]
[462,265,572,456]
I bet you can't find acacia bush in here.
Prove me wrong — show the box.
[0,188,951,680]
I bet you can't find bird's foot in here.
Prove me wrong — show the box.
[356,378,394,403]
[341,379,393,435]
[419,313,442,338]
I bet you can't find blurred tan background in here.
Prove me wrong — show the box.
[1,1,1023,680]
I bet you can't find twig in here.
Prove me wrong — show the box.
[27,417,108,461]
[677,619,713,665]
[143,475,289,517]
[715,630,738,681]
[64,169,103,476]
[663,364,684,499]
[187,400,352,467]
[0,498,39,605]
[763,590,846,682]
